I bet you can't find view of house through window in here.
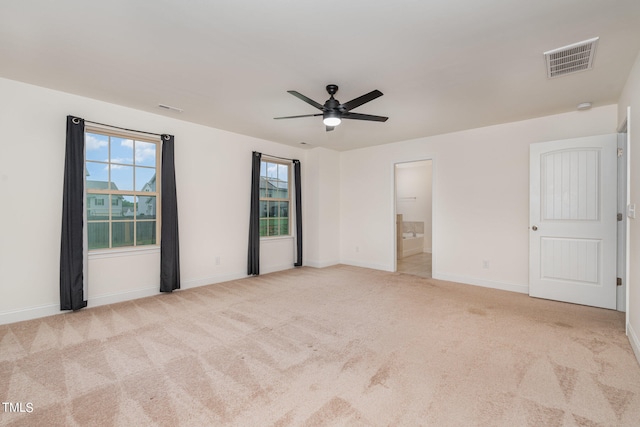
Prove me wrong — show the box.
[259,160,290,237]
[85,130,160,249]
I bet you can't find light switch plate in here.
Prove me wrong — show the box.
[628,204,636,219]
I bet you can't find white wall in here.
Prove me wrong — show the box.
[618,50,640,364]
[340,105,618,294]
[0,73,631,342]
[396,160,433,252]
[305,147,341,268]
[0,77,311,324]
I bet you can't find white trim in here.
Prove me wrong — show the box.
[625,106,631,332]
[0,284,161,325]
[434,273,529,294]
[260,235,294,242]
[628,322,640,367]
[340,259,393,272]
[260,264,296,275]
[181,272,248,289]
[306,259,340,269]
[0,304,61,325]
[0,268,295,325]
[89,245,160,260]
[87,286,160,307]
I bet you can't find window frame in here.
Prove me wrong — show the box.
[84,126,161,251]
[259,159,292,238]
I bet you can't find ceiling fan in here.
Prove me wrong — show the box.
[274,84,388,131]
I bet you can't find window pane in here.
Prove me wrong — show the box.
[259,219,268,236]
[137,221,156,246]
[88,222,109,249]
[259,201,268,218]
[111,165,134,191]
[85,133,109,162]
[279,218,289,235]
[137,195,156,219]
[267,178,287,199]
[268,201,279,218]
[266,162,277,179]
[112,221,134,247]
[113,195,135,219]
[111,137,134,165]
[135,167,156,191]
[267,219,278,236]
[278,164,288,182]
[135,141,156,167]
[86,162,109,189]
[85,131,160,251]
[280,201,289,218]
[86,194,109,219]
[260,161,266,178]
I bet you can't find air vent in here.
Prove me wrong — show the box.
[544,37,599,78]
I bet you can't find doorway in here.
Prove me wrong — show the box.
[395,160,433,278]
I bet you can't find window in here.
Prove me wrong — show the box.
[259,160,290,237]
[85,129,160,250]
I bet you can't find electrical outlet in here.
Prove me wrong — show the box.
[355,246,360,253]
[482,260,490,269]
[215,256,221,265]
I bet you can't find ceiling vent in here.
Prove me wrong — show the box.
[544,37,599,78]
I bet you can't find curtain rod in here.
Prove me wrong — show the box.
[72,116,168,139]
[256,151,299,163]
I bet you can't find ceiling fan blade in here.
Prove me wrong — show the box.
[339,90,383,112]
[287,91,324,110]
[274,113,322,120]
[325,125,335,132]
[341,112,388,122]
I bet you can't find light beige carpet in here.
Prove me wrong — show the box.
[1,265,639,426]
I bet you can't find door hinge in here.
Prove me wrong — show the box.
[617,277,622,287]
[618,148,623,158]
[618,213,623,221]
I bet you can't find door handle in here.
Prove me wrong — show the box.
[531,225,538,231]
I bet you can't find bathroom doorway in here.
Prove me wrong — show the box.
[395,160,433,278]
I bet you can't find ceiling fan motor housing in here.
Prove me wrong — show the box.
[326,84,339,96]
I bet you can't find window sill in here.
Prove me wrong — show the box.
[260,235,294,242]
[88,245,161,260]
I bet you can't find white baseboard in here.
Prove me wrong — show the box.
[0,265,305,326]
[88,286,160,308]
[0,267,528,326]
[261,263,296,275]
[0,285,163,326]
[433,273,529,294]
[305,259,340,269]
[181,272,248,289]
[0,304,61,325]
[340,259,393,272]
[628,322,640,367]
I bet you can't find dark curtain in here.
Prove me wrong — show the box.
[293,160,303,267]
[248,151,261,275]
[60,115,88,311]
[160,134,181,292]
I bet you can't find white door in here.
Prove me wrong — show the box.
[529,134,617,309]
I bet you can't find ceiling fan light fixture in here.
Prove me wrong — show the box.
[323,117,341,127]
[323,112,341,127]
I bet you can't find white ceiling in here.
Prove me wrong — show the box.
[1,1,640,151]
